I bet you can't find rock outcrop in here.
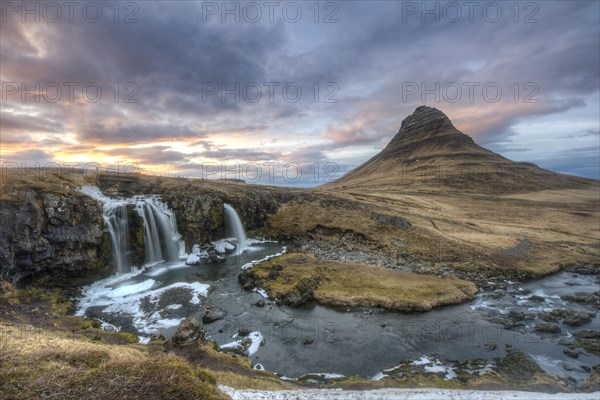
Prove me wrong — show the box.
[0,188,112,284]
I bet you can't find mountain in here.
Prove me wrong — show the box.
[326,106,593,193]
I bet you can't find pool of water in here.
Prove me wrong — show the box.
[77,241,598,384]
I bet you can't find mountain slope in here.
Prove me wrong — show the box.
[326,106,593,194]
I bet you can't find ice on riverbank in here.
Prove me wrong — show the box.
[218,386,599,400]
[76,275,209,335]
[241,246,287,270]
[220,331,264,356]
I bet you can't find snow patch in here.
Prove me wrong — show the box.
[76,275,209,335]
[241,247,287,270]
[220,331,264,356]
[218,386,596,400]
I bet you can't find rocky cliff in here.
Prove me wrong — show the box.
[0,170,323,285]
[0,184,113,285]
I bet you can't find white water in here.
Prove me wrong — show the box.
[81,187,181,273]
[223,203,247,252]
[103,202,129,273]
[135,201,180,265]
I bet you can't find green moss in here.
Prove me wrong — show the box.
[574,338,600,356]
[494,349,543,384]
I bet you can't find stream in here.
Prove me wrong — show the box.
[76,241,599,386]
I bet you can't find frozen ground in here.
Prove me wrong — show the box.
[218,386,598,400]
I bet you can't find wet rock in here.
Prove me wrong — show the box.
[238,270,259,291]
[564,280,582,286]
[563,312,593,326]
[582,365,591,372]
[535,323,561,334]
[255,300,265,307]
[221,337,252,356]
[203,305,227,324]
[528,295,545,302]
[493,318,517,329]
[237,328,251,337]
[508,310,535,321]
[573,330,600,339]
[209,254,226,264]
[537,311,560,322]
[563,348,580,359]
[303,339,314,345]
[484,343,497,351]
[508,311,525,320]
[561,291,600,308]
[567,265,599,275]
[563,363,575,371]
[538,308,595,326]
[171,316,208,345]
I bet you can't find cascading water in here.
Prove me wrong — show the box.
[103,202,129,273]
[81,187,181,273]
[223,203,247,252]
[135,200,180,265]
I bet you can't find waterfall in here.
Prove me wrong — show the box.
[223,203,247,252]
[135,200,180,265]
[103,202,129,273]
[81,187,181,274]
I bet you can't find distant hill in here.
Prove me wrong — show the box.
[325,106,593,194]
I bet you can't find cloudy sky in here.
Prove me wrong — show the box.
[1,1,599,186]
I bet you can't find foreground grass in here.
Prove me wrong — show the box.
[246,253,478,311]
[0,324,228,400]
[0,285,293,399]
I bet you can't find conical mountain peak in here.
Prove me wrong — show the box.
[392,106,459,141]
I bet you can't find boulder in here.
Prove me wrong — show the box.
[203,305,227,324]
[186,253,201,265]
[563,348,580,359]
[535,323,561,334]
[562,291,600,308]
[563,313,593,326]
[528,295,545,302]
[573,330,600,339]
[171,315,208,345]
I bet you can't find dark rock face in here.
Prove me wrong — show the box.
[393,106,462,140]
[0,189,112,284]
[126,204,146,266]
[147,186,286,251]
[370,212,411,230]
[161,193,225,252]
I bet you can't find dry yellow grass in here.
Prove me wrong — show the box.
[0,324,229,400]
[249,253,478,311]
